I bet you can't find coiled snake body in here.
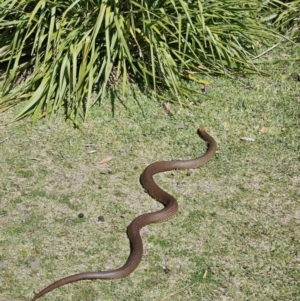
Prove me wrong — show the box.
[31,126,216,300]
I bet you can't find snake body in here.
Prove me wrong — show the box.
[31,126,216,300]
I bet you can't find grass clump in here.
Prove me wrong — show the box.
[0,0,279,124]
[262,0,300,40]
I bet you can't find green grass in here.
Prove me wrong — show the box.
[0,42,299,301]
[0,0,281,123]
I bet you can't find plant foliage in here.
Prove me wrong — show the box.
[0,0,281,123]
[261,0,300,40]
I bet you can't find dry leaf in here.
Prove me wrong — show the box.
[162,102,173,115]
[98,157,113,165]
[240,137,255,142]
[202,84,210,93]
[260,127,268,133]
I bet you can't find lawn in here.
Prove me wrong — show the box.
[0,42,299,301]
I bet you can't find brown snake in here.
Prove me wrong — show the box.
[31,126,216,300]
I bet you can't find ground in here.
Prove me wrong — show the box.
[0,43,299,301]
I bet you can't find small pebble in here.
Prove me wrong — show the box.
[98,215,104,222]
[176,182,183,188]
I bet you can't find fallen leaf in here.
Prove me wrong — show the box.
[260,127,268,133]
[202,84,210,93]
[162,102,173,115]
[98,157,113,164]
[240,137,255,142]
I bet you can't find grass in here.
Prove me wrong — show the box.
[0,0,280,123]
[0,42,300,301]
